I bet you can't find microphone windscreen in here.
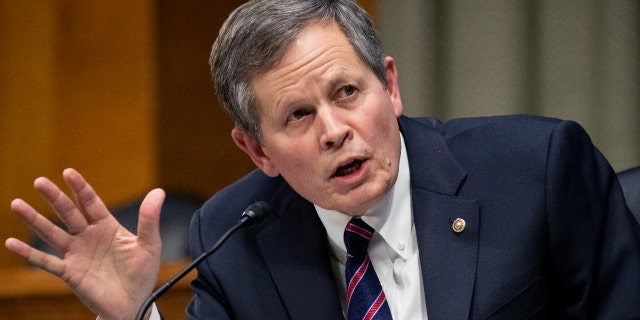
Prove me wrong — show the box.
[242,201,270,223]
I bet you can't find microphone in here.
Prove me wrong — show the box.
[134,201,271,320]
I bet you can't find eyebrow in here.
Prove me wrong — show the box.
[327,68,354,87]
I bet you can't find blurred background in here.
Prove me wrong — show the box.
[0,0,638,319]
[378,0,639,171]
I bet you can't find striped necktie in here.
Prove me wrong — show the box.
[344,218,393,320]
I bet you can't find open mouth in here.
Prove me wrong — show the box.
[332,159,363,178]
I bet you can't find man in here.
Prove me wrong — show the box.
[6,0,640,319]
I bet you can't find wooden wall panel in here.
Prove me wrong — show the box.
[156,0,255,198]
[0,1,162,317]
[0,1,59,268]
[1,1,158,268]
[52,1,160,205]
[359,0,378,20]
[0,0,160,292]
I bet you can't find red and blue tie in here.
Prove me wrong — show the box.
[344,218,393,320]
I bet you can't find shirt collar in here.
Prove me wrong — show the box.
[315,134,413,262]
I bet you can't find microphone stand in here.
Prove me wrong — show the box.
[134,202,269,320]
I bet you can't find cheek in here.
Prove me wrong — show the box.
[270,144,317,173]
[368,111,401,169]
[367,112,397,144]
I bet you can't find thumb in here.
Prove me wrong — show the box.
[137,188,165,249]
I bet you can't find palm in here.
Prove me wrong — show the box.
[63,219,159,318]
[5,169,164,320]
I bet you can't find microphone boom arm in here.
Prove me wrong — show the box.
[134,201,269,320]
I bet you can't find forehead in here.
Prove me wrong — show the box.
[251,22,364,101]
[261,22,358,77]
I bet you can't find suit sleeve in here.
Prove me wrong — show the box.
[544,120,640,318]
[185,209,233,320]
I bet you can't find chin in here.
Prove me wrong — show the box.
[346,193,387,215]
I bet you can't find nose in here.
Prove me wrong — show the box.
[318,107,350,149]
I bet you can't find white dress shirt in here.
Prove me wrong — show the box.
[316,135,428,320]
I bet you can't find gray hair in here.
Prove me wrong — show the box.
[210,0,386,140]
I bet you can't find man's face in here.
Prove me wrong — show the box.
[234,22,403,216]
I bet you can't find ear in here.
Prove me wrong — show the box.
[383,56,403,117]
[231,127,280,177]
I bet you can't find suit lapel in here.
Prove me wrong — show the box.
[256,186,343,320]
[400,116,480,319]
[413,189,480,319]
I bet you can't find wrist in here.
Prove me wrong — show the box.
[96,303,158,320]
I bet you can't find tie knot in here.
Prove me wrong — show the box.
[344,218,375,259]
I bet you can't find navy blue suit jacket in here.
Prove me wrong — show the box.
[186,115,640,319]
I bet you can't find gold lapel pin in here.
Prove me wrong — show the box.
[452,218,466,233]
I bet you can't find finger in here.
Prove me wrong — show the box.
[34,176,89,235]
[61,168,111,224]
[137,188,165,250]
[11,198,71,253]
[5,238,66,277]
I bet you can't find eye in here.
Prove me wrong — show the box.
[287,108,311,122]
[337,85,357,99]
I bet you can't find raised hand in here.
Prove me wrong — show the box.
[5,168,165,320]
